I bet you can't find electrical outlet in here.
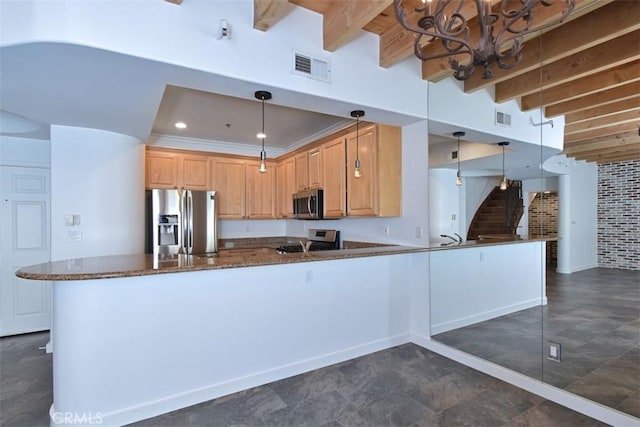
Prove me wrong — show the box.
[415,226,422,239]
[548,342,561,362]
[384,225,390,235]
[305,270,313,284]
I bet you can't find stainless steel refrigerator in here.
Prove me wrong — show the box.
[145,189,218,256]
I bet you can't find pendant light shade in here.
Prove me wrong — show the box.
[498,141,510,191]
[255,90,272,174]
[453,131,465,187]
[351,110,365,178]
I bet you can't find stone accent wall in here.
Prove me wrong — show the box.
[528,192,558,237]
[597,160,640,270]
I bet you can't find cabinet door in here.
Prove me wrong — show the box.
[211,157,246,219]
[246,161,276,219]
[181,154,210,190]
[146,151,178,189]
[347,126,377,216]
[276,157,295,218]
[308,147,323,189]
[322,137,346,218]
[295,152,308,191]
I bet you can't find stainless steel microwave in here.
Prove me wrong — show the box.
[293,189,323,220]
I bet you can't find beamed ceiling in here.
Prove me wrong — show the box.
[179,0,640,164]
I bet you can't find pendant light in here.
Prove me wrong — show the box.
[351,110,365,178]
[255,90,272,174]
[498,141,510,191]
[453,131,465,187]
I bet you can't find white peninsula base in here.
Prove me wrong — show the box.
[49,253,428,426]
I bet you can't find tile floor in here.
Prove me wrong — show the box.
[1,331,607,426]
[434,267,640,418]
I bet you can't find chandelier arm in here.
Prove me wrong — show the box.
[395,0,476,63]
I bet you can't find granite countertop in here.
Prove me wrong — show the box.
[15,245,426,281]
[16,238,549,281]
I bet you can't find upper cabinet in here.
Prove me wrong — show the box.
[276,157,295,218]
[146,148,210,190]
[210,157,246,219]
[145,122,401,220]
[347,124,402,217]
[246,160,276,219]
[294,147,323,191]
[322,137,347,218]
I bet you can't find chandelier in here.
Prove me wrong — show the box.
[393,0,575,80]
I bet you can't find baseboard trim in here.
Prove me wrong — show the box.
[431,298,543,335]
[411,334,639,427]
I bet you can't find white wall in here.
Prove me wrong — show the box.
[0,136,50,168]
[50,126,144,261]
[429,169,461,242]
[557,159,598,273]
[427,78,564,150]
[430,241,545,334]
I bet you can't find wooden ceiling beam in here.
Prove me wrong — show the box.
[420,0,594,82]
[565,121,640,143]
[521,60,640,111]
[545,80,640,117]
[564,129,639,148]
[564,134,640,154]
[323,0,392,52]
[572,147,640,163]
[565,110,640,135]
[495,30,640,102]
[565,98,640,124]
[464,0,637,93]
[254,0,293,31]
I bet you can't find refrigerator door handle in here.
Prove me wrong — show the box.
[185,190,192,255]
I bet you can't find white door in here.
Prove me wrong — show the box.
[0,166,51,336]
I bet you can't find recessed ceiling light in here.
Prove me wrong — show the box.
[175,122,187,129]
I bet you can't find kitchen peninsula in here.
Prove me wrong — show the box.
[17,239,546,426]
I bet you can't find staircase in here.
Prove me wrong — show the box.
[467,181,524,240]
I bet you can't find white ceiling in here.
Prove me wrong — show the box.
[151,85,352,149]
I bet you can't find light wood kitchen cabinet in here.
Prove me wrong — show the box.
[181,154,210,190]
[210,157,246,219]
[276,157,295,218]
[294,148,323,191]
[346,124,402,217]
[294,152,308,191]
[146,148,210,190]
[322,137,347,218]
[146,150,179,189]
[246,160,276,218]
[308,147,323,189]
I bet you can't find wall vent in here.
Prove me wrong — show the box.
[495,110,512,127]
[451,150,458,160]
[293,52,330,82]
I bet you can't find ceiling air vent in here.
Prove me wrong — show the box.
[495,110,512,127]
[293,52,330,83]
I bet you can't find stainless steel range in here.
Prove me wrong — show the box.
[276,229,340,254]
